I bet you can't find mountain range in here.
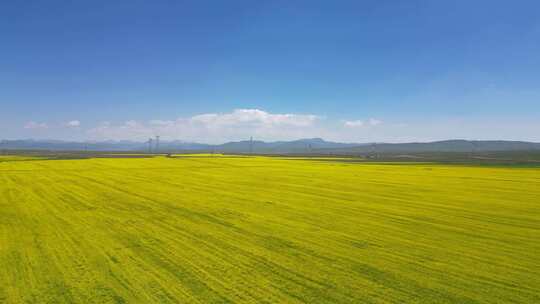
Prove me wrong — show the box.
[2,138,540,154]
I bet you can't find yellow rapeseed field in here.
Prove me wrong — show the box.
[0,156,538,303]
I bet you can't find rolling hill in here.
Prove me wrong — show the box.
[1,138,539,154]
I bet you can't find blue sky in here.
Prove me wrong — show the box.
[1,0,539,143]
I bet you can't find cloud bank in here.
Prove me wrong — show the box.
[18,110,540,143]
[87,109,325,143]
[66,120,81,127]
[344,118,382,128]
[24,121,48,129]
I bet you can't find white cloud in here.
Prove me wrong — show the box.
[88,120,154,140]
[344,118,382,128]
[87,109,322,143]
[24,121,48,129]
[344,120,364,127]
[190,109,318,127]
[368,118,382,126]
[66,120,81,127]
[124,120,138,128]
[149,120,174,127]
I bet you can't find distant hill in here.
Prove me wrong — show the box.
[1,139,539,154]
[0,140,143,151]
[0,139,211,152]
[321,140,540,154]
[216,138,362,153]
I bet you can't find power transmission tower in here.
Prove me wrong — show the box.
[371,143,378,159]
[470,141,477,158]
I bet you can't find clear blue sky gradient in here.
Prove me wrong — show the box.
[1,1,539,141]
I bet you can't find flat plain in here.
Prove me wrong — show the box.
[0,155,539,303]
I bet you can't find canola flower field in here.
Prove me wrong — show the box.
[0,155,539,303]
